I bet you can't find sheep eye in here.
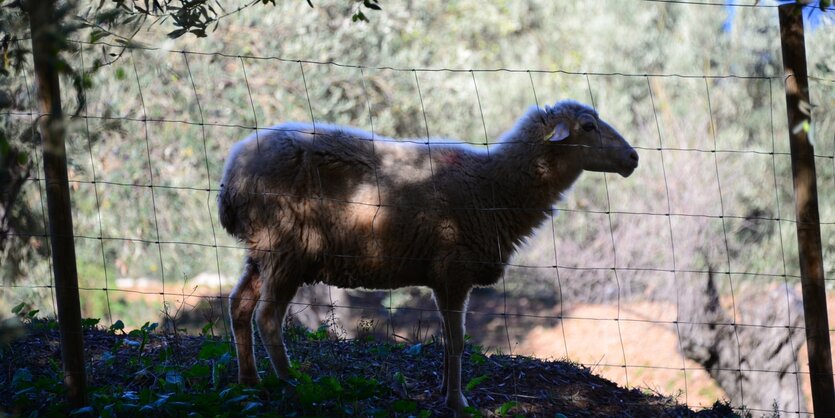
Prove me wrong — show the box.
[581,122,596,132]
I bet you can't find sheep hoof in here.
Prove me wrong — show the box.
[445,392,469,415]
[276,366,293,381]
[238,375,260,386]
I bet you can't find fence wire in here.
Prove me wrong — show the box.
[2,13,835,416]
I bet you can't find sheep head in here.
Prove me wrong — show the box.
[545,100,639,178]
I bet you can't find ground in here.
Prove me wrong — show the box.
[0,320,743,417]
[516,302,727,407]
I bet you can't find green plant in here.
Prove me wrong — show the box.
[197,340,233,389]
[463,405,483,417]
[495,400,520,417]
[81,317,100,330]
[127,321,158,357]
[465,375,489,392]
[109,320,125,334]
[11,302,38,323]
[200,320,215,337]
[10,367,65,415]
[306,323,330,341]
[10,302,57,332]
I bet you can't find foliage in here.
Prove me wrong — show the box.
[81,0,383,41]
[0,0,383,285]
[0,2,834,411]
[465,374,489,391]
[11,301,39,322]
[2,314,435,417]
[1,0,833,306]
[1,311,744,417]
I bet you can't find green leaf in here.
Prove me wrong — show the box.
[167,29,188,39]
[11,302,25,315]
[470,352,486,366]
[405,343,422,355]
[184,363,210,378]
[225,394,250,404]
[114,68,126,81]
[295,382,323,405]
[465,375,489,391]
[90,29,108,43]
[110,320,125,333]
[392,399,417,413]
[242,401,262,412]
[11,368,33,388]
[321,376,343,393]
[198,341,231,360]
[16,151,28,165]
[82,74,94,89]
[344,375,380,400]
[70,406,95,416]
[153,392,171,408]
[81,317,100,329]
[307,323,329,341]
[363,1,381,10]
[0,138,9,158]
[165,371,184,385]
[218,387,234,399]
[496,401,518,417]
[463,406,482,417]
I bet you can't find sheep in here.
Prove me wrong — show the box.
[218,99,639,413]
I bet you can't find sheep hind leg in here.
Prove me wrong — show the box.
[255,266,299,379]
[230,256,262,385]
[433,287,471,414]
[439,334,450,393]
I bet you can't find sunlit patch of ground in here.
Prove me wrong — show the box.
[515,303,728,410]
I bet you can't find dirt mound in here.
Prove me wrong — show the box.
[1,321,741,417]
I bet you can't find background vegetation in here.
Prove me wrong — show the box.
[1,0,834,413]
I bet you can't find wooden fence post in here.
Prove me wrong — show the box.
[778,4,835,416]
[26,0,88,409]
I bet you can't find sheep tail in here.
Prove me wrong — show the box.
[218,181,242,238]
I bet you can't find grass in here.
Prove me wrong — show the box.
[0,307,746,417]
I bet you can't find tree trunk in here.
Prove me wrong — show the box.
[679,272,806,413]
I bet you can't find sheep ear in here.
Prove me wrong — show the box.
[549,122,570,142]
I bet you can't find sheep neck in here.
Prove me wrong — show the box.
[480,141,584,255]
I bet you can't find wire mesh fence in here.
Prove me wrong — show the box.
[2,1,835,416]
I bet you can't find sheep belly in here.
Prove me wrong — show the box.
[245,193,433,289]
[309,257,433,290]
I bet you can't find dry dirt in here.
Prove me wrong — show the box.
[515,299,832,415]
[515,302,727,410]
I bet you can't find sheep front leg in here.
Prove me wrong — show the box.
[433,287,471,413]
[255,272,299,379]
[230,257,261,385]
